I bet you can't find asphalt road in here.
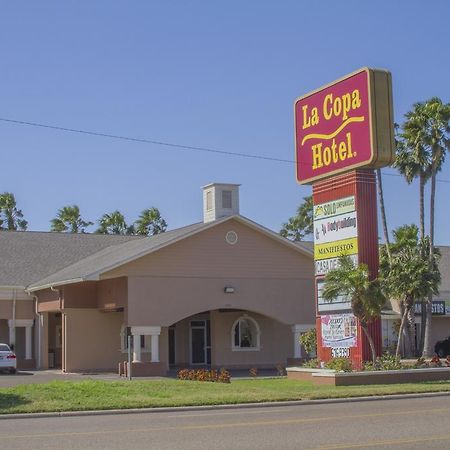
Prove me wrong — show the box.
[2,395,450,449]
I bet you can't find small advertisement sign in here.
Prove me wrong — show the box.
[314,237,358,261]
[317,279,351,312]
[315,254,358,276]
[314,211,357,244]
[313,196,356,220]
[321,314,357,348]
[414,301,447,316]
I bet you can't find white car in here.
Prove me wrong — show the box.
[0,344,17,374]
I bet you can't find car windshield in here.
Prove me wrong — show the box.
[0,344,11,352]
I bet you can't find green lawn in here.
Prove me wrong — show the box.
[1,378,450,414]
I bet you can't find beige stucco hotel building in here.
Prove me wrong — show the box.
[0,184,316,375]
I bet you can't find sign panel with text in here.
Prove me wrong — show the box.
[295,68,394,185]
[321,314,357,348]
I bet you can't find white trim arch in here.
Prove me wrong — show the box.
[231,315,261,351]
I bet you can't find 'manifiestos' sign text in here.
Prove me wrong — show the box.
[295,68,394,184]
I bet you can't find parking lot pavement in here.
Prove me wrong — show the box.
[0,370,123,388]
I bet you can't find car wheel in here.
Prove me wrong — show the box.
[437,348,446,358]
[9,368,16,375]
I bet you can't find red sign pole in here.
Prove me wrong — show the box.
[313,169,382,368]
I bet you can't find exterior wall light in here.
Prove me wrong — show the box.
[224,287,235,294]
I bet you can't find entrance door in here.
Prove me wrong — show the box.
[190,320,211,365]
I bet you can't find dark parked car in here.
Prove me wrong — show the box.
[434,337,450,358]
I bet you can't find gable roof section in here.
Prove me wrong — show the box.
[27,216,313,291]
[0,231,142,288]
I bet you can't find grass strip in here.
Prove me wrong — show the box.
[1,378,450,414]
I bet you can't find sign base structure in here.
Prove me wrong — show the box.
[313,169,382,369]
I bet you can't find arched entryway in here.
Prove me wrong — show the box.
[167,309,309,370]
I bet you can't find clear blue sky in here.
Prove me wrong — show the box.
[1,1,449,244]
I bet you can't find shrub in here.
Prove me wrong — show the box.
[302,358,320,369]
[299,328,317,355]
[217,368,231,383]
[363,352,403,371]
[324,357,353,372]
[430,355,442,368]
[276,364,286,376]
[413,357,429,369]
[177,368,231,383]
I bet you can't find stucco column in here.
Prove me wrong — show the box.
[151,334,159,363]
[292,324,313,358]
[8,321,15,349]
[132,333,141,362]
[25,325,33,360]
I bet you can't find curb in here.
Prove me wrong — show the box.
[1,390,450,420]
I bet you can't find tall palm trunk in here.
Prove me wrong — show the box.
[406,306,416,356]
[396,306,408,359]
[418,173,427,353]
[419,173,425,241]
[376,169,391,260]
[361,324,377,364]
[422,171,437,357]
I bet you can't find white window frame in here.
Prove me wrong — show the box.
[231,315,261,352]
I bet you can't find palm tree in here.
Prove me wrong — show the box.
[396,98,449,356]
[419,98,449,357]
[0,192,28,231]
[280,195,313,241]
[51,205,93,233]
[97,210,133,235]
[379,225,441,358]
[134,207,167,236]
[322,255,386,364]
[395,106,431,241]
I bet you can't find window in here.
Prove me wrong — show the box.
[206,191,213,211]
[231,316,260,351]
[222,190,232,209]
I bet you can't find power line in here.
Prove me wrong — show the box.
[0,117,293,164]
[1,116,450,184]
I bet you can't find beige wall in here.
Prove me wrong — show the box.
[211,310,292,368]
[127,277,312,326]
[0,288,33,320]
[64,309,125,372]
[103,219,314,327]
[171,311,293,368]
[0,298,35,320]
[64,282,97,309]
[36,288,61,313]
[98,277,127,310]
[430,317,450,343]
[0,319,8,343]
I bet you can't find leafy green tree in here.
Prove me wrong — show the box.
[134,207,167,236]
[280,195,313,241]
[322,255,386,364]
[379,225,441,358]
[0,192,28,231]
[97,210,134,235]
[51,205,93,233]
